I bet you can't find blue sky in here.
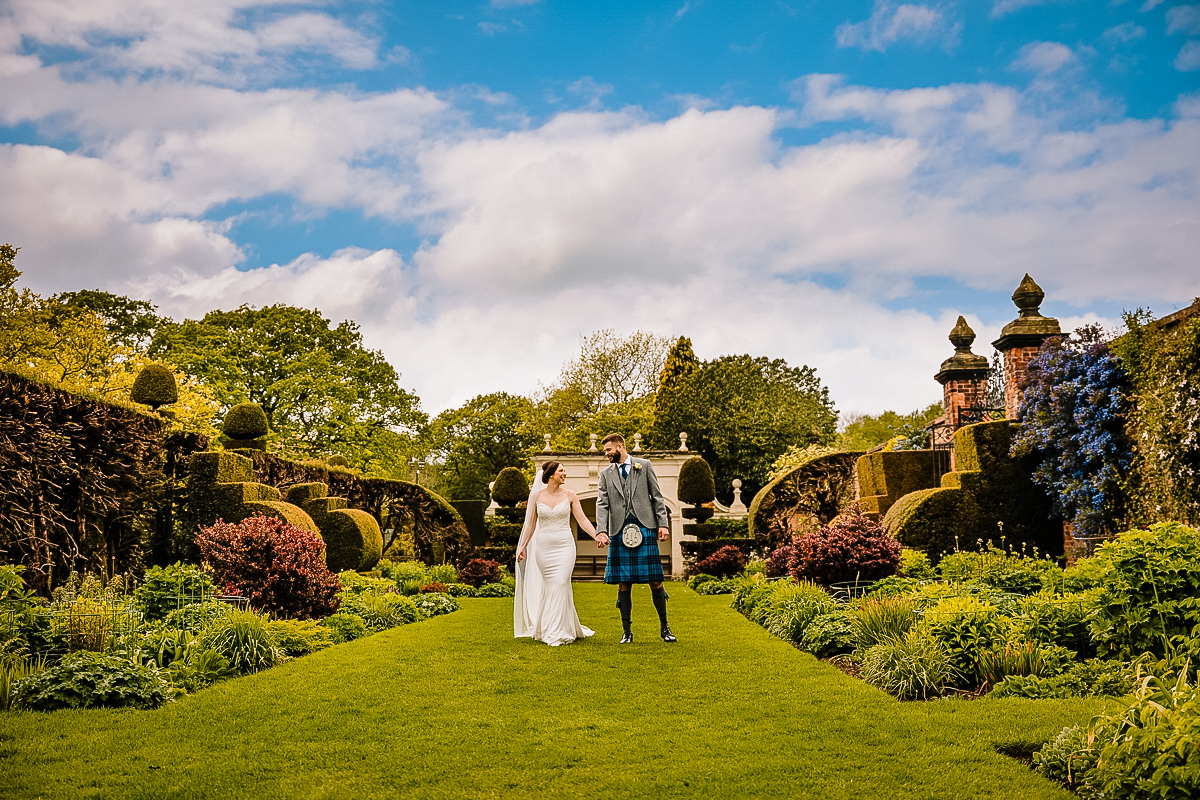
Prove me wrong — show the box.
[1,0,1198,416]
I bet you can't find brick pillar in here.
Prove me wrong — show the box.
[991,274,1061,419]
[935,316,990,470]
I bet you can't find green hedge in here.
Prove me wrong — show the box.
[882,487,978,560]
[321,508,384,572]
[856,450,941,519]
[748,451,860,552]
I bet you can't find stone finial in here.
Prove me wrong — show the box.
[633,433,643,452]
[678,432,688,452]
[993,274,1061,351]
[935,316,989,385]
[1012,274,1045,318]
[588,433,598,452]
[543,433,553,452]
[730,479,748,515]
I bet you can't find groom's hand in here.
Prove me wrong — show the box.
[596,532,609,547]
[658,527,669,541]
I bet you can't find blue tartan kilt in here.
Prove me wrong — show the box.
[604,524,664,584]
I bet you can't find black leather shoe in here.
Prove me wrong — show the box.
[660,626,677,643]
[620,629,633,644]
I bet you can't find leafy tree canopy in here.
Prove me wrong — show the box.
[150,304,425,466]
[52,289,165,351]
[427,392,536,500]
[655,354,838,502]
[835,403,943,452]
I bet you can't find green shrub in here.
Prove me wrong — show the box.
[1054,555,1112,592]
[1011,590,1094,654]
[427,564,459,584]
[729,572,773,616]
[897,548,935,580]
[974,641,1070,691]
[12,651,174,710]
[377,559,427,584]
[163,601,234,632]
[695,579,734,595]
[129,364,178,407]
[267,619,334,657]
[445,583,476,597]
[851,596,919,651]
[1034,724,1098,794]
[918,595,1004,686]
[199,609,281,673]
[474,582,515,598]
[321,612,367,643]
[1089,522,1200,660]
[131,626,197,669]
[1,653,46,711]
[677,456,716,505]
[338,591,420,630]
[936,544,1059,594]
[757,580,836,643]
[688,573,720,590]
[799,609,856,658]
[989,658,1132,700]
[135,563,216,621]
[327,455,349,467]
[412,593,459,617]
[164,648,234,693]
[338,571,397,595]
[223,402,269,439]
[860,629,958,700]
[491,468,529,507]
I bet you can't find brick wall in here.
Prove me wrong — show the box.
[942,377,989,427]
[1002,345,1041,418]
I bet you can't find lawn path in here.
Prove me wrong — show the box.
[0,585,1109,799]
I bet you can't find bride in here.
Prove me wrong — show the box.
[513,461,597,646]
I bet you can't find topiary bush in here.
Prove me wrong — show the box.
[326,455,349,467]
[223,402,269,439]
[196,516,341,619]
[491,468,529,507]
[677,456,716,505]
[12,651,174,710]
[695,545,747,579]
[458,558,502,588]
[1088,522,1200,660]
[320,508,384,573]
[789,506,901,586]
[129,364,178,408]
[882,487,978,560]
[135,563,217,621]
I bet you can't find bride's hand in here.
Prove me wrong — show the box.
[517,548,526,562]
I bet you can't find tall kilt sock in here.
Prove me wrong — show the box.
[617,590,632,644]
[651,586,676,643]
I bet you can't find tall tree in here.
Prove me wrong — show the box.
[52,290,165,352]
[656,354,838,502]
[150,305,425,465]
[653,336,700,448]
[428,392,537,500]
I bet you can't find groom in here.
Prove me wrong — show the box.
[594,433,676,644]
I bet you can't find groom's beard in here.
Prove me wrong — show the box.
[608,452,621,463]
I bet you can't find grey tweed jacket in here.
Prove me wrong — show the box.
[595,456,671,535]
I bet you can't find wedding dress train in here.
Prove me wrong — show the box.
[514,500,594,647]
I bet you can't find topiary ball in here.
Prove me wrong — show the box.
[492,467,529,507]
[129,364,178,409]
[223,403,269,439]
[327,455,348,467]
[677,456,716,505]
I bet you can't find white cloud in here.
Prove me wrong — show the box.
[478,21,507,36]
[1102,22,1147,42]
[836,2,958,52]
[1140,0,1167,11]
[991,0,1051,17]
[1177,40,1200,70]
[1167,4,1200,36]
[1009,41,1077,74]
[1,0,384,85]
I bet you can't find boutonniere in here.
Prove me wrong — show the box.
[632,463,642,471]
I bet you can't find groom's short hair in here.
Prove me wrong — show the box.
[601,433,625,446]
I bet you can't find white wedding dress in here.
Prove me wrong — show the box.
[514,500,595,647]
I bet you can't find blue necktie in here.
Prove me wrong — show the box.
[621,463,629,480]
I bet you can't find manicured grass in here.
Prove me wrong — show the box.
[1,584,1110,799]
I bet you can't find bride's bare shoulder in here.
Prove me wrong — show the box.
[566,489,579,501]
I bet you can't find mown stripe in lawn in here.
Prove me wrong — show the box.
[0,584,1111,799]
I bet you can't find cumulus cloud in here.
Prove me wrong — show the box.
[1,0,384,85]
[1166,4,1200,36]
[836,2,959,52]
[1102,22,1147,42]
[1177,40,1200,70]
[1009,41,1077,74]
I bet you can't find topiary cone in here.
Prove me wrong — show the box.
[678,456,716,505]
[129,364,178,409]
[223,402,269,439]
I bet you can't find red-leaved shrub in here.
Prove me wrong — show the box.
[197,515,340,619]
[789,506,901,586]
[765,545,795,579]
[458,558,502,588]
[419,581,449,594]
[695,545,747,579]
